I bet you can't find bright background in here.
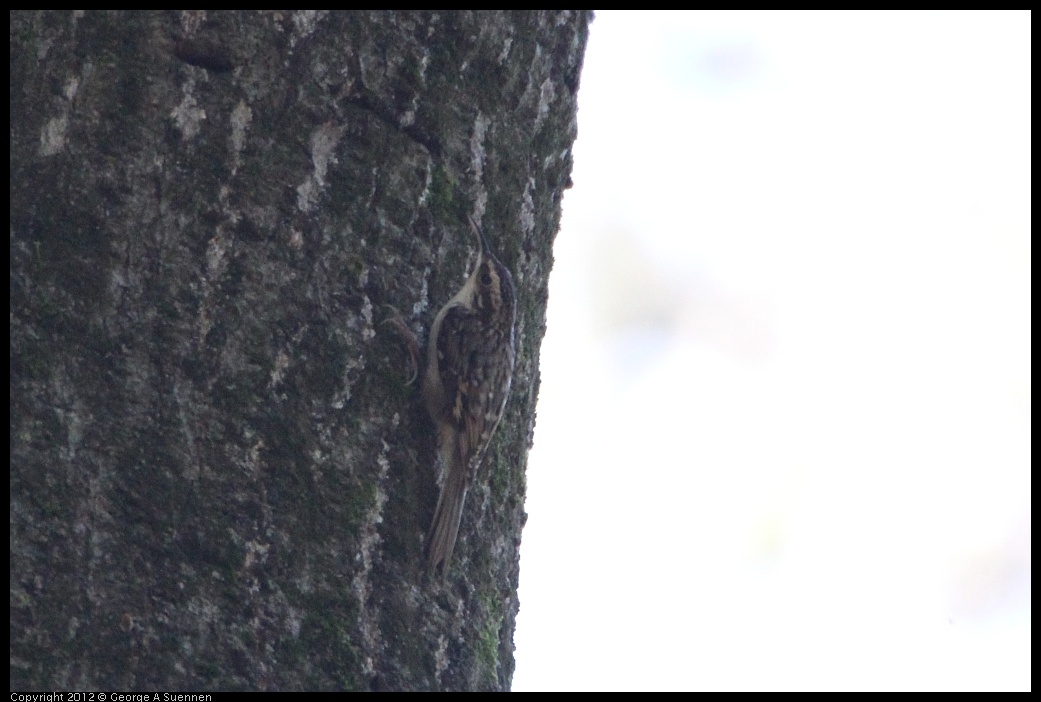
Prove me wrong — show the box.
[513,10,1030,691]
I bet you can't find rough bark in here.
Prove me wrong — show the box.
[10,10,589,691]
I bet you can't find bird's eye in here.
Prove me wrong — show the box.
[480,273,493,286]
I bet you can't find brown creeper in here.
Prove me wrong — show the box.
[424,218,517,578]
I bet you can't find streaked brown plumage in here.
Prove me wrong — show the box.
[423,219,516,578]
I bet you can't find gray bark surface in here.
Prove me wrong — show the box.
[10,10,589,691]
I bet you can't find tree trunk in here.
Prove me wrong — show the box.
[10,10,589,691]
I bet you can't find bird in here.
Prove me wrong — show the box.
[422,217,517,579]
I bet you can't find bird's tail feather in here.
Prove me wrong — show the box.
[426,451,469,579]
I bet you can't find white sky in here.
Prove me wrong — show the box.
[513,10,1030,691]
